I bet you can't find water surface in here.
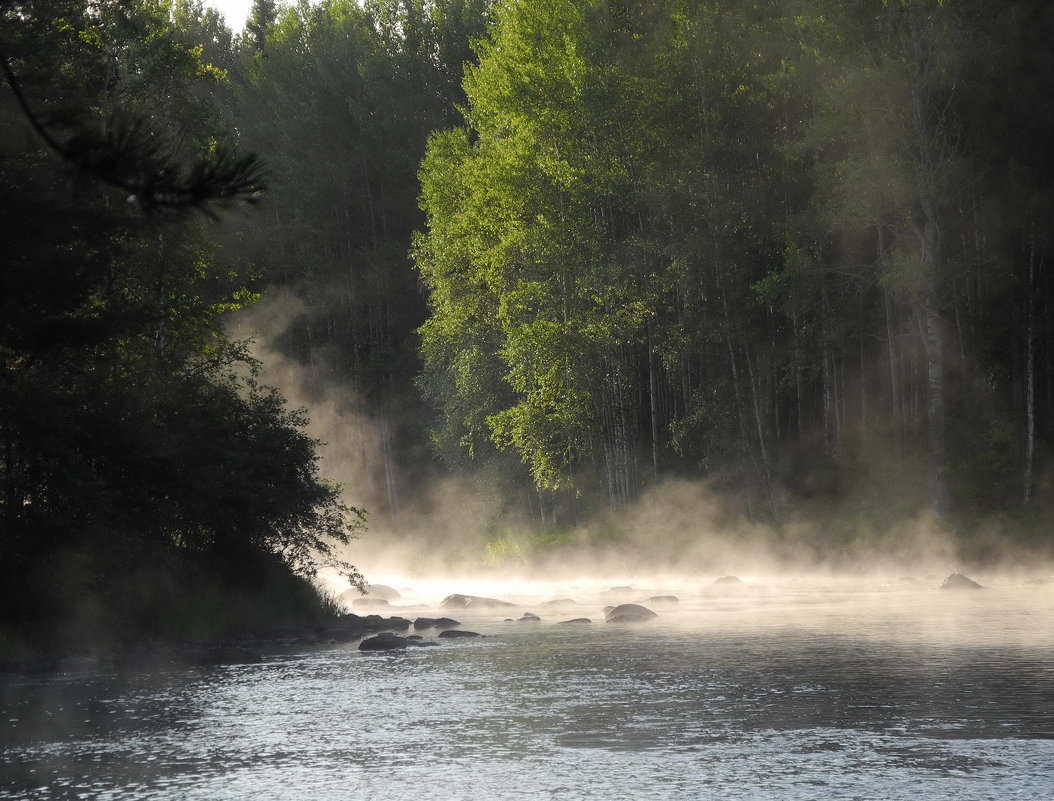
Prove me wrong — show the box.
[3,579,1053,799]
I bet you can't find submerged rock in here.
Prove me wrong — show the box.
[440,594,516,610]
[437,629,484,639]
[647,595,679,605]
[714,575,742,585]
[559,618,592,624]
[541,598,577,607]
[605,603,658,623]
[940,572,983,590]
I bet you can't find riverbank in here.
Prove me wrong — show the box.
[0,610,417,677]
[0,545,368,672]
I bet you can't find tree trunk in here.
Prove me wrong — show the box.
[647,328,660,479]
[920,300,947,514]
[1023,231,1041,503]
[745,345,769,476]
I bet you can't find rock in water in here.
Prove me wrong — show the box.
[359,633,409,651]
[605,603,658,623]
[439,593,515,609]
[364,584,402,601]
[413,617,461,630]
[714,575,742,585]
[437,629,483,639]
[940,572,983,590]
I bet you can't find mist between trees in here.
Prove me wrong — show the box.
[3,0,1054,654]
[242,0,1054,552]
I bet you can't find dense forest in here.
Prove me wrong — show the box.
[2,0,1052,653]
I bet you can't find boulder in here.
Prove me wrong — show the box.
[359,633,408,651]
[413,616,461,630]
[605,603,658,623]
[517,613,541,622]
[439,593,516,610]
[437,629,484,639]
[541,598,577,607]
[359,614,412,631]
[647,595,679,605]
[940,572,983,590]
[364,583,402,601]
[714,575,742,585]
[559,618,592,624]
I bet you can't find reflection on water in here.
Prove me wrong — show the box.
[3,580,1054,800]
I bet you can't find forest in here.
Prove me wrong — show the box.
[2,0,1052,654]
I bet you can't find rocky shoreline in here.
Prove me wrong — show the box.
[3,572,1013,675]
[0,612,436,676]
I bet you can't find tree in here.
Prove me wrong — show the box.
[229,0,494,520]
[1,0,365,653]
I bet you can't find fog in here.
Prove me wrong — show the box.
[229,294,1054,604]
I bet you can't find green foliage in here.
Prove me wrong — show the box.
[413,0,1054,533]
[1,0,365,656]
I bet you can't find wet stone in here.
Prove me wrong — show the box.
[413,617,461,630]
[940,572,983,590]
[359,633,409,651]
[605,603,658,623]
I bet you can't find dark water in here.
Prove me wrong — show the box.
[3,580,1053,799]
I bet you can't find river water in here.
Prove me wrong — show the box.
[2,577,1053,800]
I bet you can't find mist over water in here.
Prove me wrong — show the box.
[3,576,1053,800]
[165,274,1054,799]
[229,284,1054,592]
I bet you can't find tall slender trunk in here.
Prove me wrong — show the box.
[820,285,837,457]
[920,299,947,514]
[647,329,660,479]
[154,230,167,358]
[722,294,750,458]
[792,306,803,437]
[859,299,867,442]
[381,409,399,522]
[745,346,769,475]
[1023,231,1041,503]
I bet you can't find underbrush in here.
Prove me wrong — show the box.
[0,545,343,659]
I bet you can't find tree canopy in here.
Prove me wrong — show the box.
[4,0,1054,654]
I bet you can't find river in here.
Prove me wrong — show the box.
[2,576,1053,800]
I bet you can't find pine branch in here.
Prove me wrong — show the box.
[0,47,267,215]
